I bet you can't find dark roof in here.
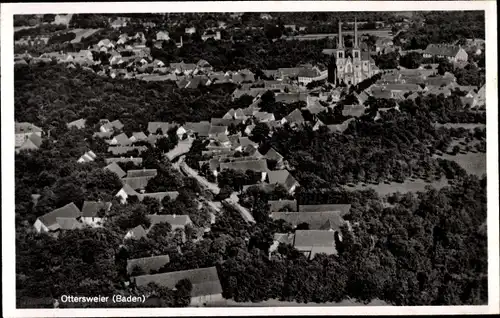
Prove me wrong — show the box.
[265,148,284,162]
[267,170,299,192]
[38,203,81,229]
[132,267,222,297]
[298,67,320,78]
[55,217,84,230]
[276,93,307,104]
[127,169,158,178]
[127,255,171,275]
[270,211,345,230]
[220,159,268,172]
[108,146,147,155]
[268,199,298,212]
[185,121,211,137]
[211,118,243,127]
[208,125,228,135]
[81,201,112,217]
[147,122,176,135]
[104,162,127,178]
[147,214,192,227]
[293,230,337,256]
[424,44,462,57]
[122,176,155,190]
[342,105,365,117]
[298,204,351,216]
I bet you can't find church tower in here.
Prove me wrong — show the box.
[335,20,346,86]
[352,17,361,61]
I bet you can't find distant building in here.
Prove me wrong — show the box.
[185,27,197,34]
[423,44,468,63]
[15,122,42,148]
[156,31,170,41]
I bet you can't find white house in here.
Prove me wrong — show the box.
[34,202,82,233]
[81,201,112,227]
[15,122,42,148]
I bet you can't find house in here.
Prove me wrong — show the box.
[375,38,394,53]
[297,66,328,86]
[124,225,148,240]
[196,59,213,73]
[138,191,179,203]
[104,162,127,178]
[130,132,148,143]
[16,133,43,153]
[97,39,116,50]
[312,119,326,131]
[67,118,86,129]
[474,85,486,108]
[284,24,296,31]
[293,230,338,259]
[275,92,308,104]
[147,214,192,232]
[423,44,468,63]
[269,233,296,255]
[208,125,229,138]
[244,124,256,135]
[298,204,351,216]
[267,170,299,194]
[110,133,133,146]
[219,159,268,181]
[270,211,345,230]
[81,201,112,227]
[253,112,275,123]
[202,31,221,41]
[34,202,82,233]
[232,69,255,84]
[211,118,244,127]
[100,119,124,133]
[122,176,155,191]
[184,121,211,138]
[77,150,97,163]
[116,184,140,204]
[15,122,42,148]
[131,267,223,306]
[342,105,366,118]
[108,146,148,155]
[185,27,197,34]
[268,199,298,212]
[327,118,355,134]
[169,62,197,74]
[110,18,128,29]
[260,13,273,20]
[117,34,129,45]
[127,255,171,275]
[147,122,176,135]
[282,109,305,126]
[263,148,284,169]
[127,169,158,178]
[156,31,170,41]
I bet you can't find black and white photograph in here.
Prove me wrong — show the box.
[1,1,499,316]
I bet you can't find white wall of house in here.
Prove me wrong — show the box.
[33,219,48,233]
[189,293,223,306]
[81,216,105,227]
[116,188,128,204]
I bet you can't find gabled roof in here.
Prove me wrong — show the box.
[342,105,365,118]
[94,131,114,139]
[132,132,147,141]
[67,118,86,129]
[294,230,337,256]
[55,217,84,230]
[208,125,228,135]
[108,146,148,155]
[104,162,127,178]
[38,203,81,229]
[122,176,155,190]
[127,255,171,275]
[264,148,284,161]
[211,118,243,127]
[126,225,148,240]
[132,266,222,297]
[298,204,351,216]
[184,121,211,137]
[284,109,305,124]
[15,122,42,134]
[238,137,257,149]
[268,170,299,192]
[219,159,268,172]
[327,118,355,134]
[253,112,275,122]
[270,211,345,230]
[138,191,179,202]
[424,44,463,57]
[114,133,132,146]
[147,122,176,135]
[275,93,307,104]
[81,201,112,217]
[118,183,139,196]
[147,214,192,227]
[127,169,158,178]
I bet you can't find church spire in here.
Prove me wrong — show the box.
[354,17,359,48]
[338,20,344,49]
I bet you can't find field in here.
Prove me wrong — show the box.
[70,28,100,43]
[344,177,450,197]
[434,152,486,177]
[284,29,393,41]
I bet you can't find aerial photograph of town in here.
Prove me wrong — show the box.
[8,6,493,312]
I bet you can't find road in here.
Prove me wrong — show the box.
[166,138,193,161]
[225,193,255,223]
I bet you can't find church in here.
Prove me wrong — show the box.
[326,19,379,86]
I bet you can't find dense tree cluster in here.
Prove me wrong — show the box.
[394,11,485,50]
[14,24,67,40]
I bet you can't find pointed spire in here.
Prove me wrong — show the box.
[354,17,359,48]
[338,20,343,49]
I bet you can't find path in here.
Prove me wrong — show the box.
[166,138,193,161]
[224,192,256,223]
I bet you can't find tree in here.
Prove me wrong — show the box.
[251,123,270,144]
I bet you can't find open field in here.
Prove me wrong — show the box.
[344,177,450,197]
[434,152,486,177]
[283,29,393,41]
[433,123,486,131]
[70,28,100,43]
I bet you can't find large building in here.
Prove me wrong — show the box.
[327,19,379,86]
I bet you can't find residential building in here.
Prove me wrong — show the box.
[293,230,338,259]
[156,31,170,41]
[423,44,468,62]
[67,118,86,129]
[15,122,42,148]
[267,170,300,194]
[33,202,82,233]
[131,267,223,306]
[270,211,345,230]
[104,162,127,178]
[77,150,97,163]
[81,201,112,227]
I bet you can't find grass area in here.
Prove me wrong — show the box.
[434,152,486,177]
[344,177,450,197]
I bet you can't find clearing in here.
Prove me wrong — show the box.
[344,177,450,197]
[434,152,486,177]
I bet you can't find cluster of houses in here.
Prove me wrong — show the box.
[15,122,43,153]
